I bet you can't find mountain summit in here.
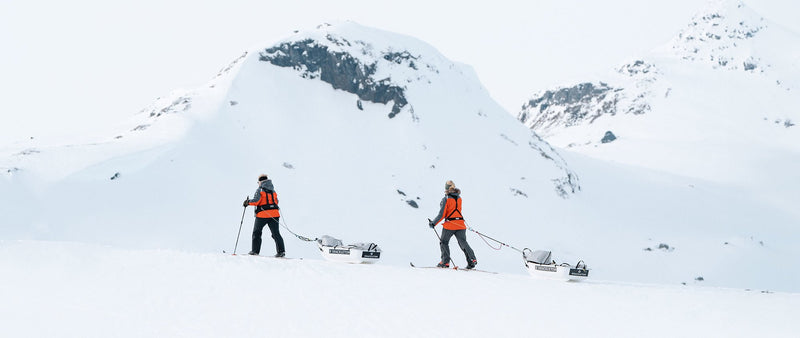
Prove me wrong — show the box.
[516,0,799,184]
[1,22,579,267]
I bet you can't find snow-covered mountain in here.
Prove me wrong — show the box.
[517,0,799,210]
[0,22,580,273]
[517,0,799,176]
[1,14,798,300]
[512,0,800,291]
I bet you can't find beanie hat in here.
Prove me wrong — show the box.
[258,174,269,182]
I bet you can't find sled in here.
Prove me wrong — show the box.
[523,249,589,281]
[317,235,381,264]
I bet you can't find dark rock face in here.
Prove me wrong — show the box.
[521,82,614,123]
[260,39,408,118]
[518,60,657,137]
[601,131,617,143]
[518,82,627,133]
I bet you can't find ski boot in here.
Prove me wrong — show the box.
[465,259,477,270]
[275,252,286,258]
[248,251,259,255]
[436,261,450,268]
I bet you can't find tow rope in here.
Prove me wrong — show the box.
[276,215,317,242]
[466,224,524,253]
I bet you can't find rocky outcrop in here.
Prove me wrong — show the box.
[668,0,767,72]
[260,38,409,118]
[517,59,658,137]
[601,131,617,143]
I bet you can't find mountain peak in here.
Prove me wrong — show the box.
[664,0,767,72]
[259,21,450,118]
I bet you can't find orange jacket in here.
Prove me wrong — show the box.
[248,180,280,218]
[431,192,466,230]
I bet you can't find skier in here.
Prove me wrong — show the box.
[429,180,477,269]
[243,174,285,257]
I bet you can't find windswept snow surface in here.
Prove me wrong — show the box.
[1,241,797,338]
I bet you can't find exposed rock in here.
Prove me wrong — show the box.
[216,52,248,78]
[500,134,518,146]
[510,188,528,198]
[132,124,150,132]
[405,200,419,208]
[282,162,295,169]
[260,39,409,118]
[527,133,581,197]
[601,131,617,143]
[518,67,654,137]
[669,1,766,72]
[140,93,193,119]
[110,172,121,180]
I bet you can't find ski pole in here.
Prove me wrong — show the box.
[232,197,248,255]
[429,218,458,269]
[428,218,442,241]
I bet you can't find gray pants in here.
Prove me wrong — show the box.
[440,229,476,265]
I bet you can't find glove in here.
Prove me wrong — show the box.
[242,199,249,207]
[428,220,436,228]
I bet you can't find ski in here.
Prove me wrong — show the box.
[409,262,497,274]
[224,250,302,260]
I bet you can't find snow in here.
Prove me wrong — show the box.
[1,240,797,338]
[1,4,799,337]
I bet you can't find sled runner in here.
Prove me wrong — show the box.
[317,235,381,264]
[523,249,589,281]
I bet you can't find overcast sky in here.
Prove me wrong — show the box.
[1,0,796,145]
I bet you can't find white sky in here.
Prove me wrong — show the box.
[1,0,796,145]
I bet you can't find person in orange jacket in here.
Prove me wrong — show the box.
[429,180,477,269]
[243,174,285,257]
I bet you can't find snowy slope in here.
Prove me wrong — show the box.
[517,0,800,182]
[1,240,797,338]
[1,16,798,300]
[0,22,579,276]
[515,0,800,259]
